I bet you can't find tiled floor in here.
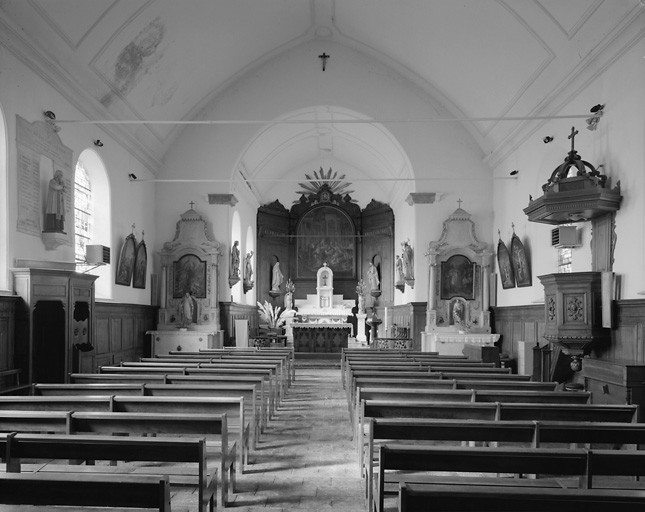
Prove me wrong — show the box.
[226,368,365,511]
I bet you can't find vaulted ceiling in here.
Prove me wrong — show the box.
[1,0,643,178]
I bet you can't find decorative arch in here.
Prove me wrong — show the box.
[76,148,111,299]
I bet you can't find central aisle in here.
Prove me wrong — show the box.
[230,367,365,511]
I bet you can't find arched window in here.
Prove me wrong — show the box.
[74,149,112,299]
[74,160,92,265]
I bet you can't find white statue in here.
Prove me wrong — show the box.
[271,254,283,292]
[367,262,379,291]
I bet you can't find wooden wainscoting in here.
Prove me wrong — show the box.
[89,302,157,372]
[491,304,545,362]
[219,302,259,346]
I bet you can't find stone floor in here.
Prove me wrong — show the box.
[224,367,365,511]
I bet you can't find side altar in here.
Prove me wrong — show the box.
[290,264,353,352]
[421,206,499,355]
[148,207,224,355]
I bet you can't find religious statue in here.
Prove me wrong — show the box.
[244,251,254,283]
[231,241,240,278]
[367,262,380,291]
[44,169,66,233]
[356,279,366,313]
[452,300,465,326]
[180,292,195,328]
[401,240,414,280]
[395,255,405,284]
[284,278,295,309]
[271,254,283,292]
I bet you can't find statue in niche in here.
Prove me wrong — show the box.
[367,262,380,291]
[231,241,240,278]
[452,300,465,326]
[43,169,66,233]
[244,251,254,283]
[401,240,414,280]
[271,254,283,292]
[179,292,198,328]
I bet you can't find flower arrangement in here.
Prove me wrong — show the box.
[257,300,295,329]
[355,279,366,297]
[285,279,295,294]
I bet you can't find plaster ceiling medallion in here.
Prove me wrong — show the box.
[524,126,621,225]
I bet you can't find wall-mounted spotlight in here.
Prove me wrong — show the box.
[128,173,137,181]
[94,139,103,147]
[509,170,519,176]
[43,110,56,120]
[543,136,554,144]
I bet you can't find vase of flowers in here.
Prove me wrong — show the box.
[257,300,295,335]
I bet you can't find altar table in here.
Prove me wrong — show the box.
[292,323,352,353]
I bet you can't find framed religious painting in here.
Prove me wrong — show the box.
[115,233,136,286]
[510,233,531,287]
[132,239,147,289]
[496,237,516,289]
[440,254,476,300]
[173,253,207,298]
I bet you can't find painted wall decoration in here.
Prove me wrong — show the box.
[496,234,516,289]
[296,206,356,278]
[440,254,476,300]
[510,233,531,287]
[115,234,136,286]
[132,239,148,289]
[172,253,207,298]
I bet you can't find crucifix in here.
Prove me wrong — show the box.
[318,52,329,71]
[568,126,578,152]
[457,198,463,209]
[189,201,195,209]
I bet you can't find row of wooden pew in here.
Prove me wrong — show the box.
[0,346,294,511]
[341,348,645,512]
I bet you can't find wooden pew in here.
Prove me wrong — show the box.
[398,483,645,512]
[195,347,295,384]
[70,372,269,432]
[98,365,278,419]
[348,377,559,421]
[0,472,172,511]
[353,387,591,438]
[364,417,645,509]
[152,352,294,391]
[0,393,250,471]
[359,400,638,460]
[4,433,215,512]
[34,382,261,450]
[375,444,590,512]
[126,359,286,403]
[0,410,234,507]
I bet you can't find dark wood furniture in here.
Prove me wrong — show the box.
[582,358,645,422]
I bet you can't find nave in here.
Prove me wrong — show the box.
[0,366,365,512]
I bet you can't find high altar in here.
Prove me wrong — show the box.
[148,207,224,355]
[290,263,353,352]
[421,206,500,354]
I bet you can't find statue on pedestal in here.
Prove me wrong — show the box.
[43,170,66,233]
